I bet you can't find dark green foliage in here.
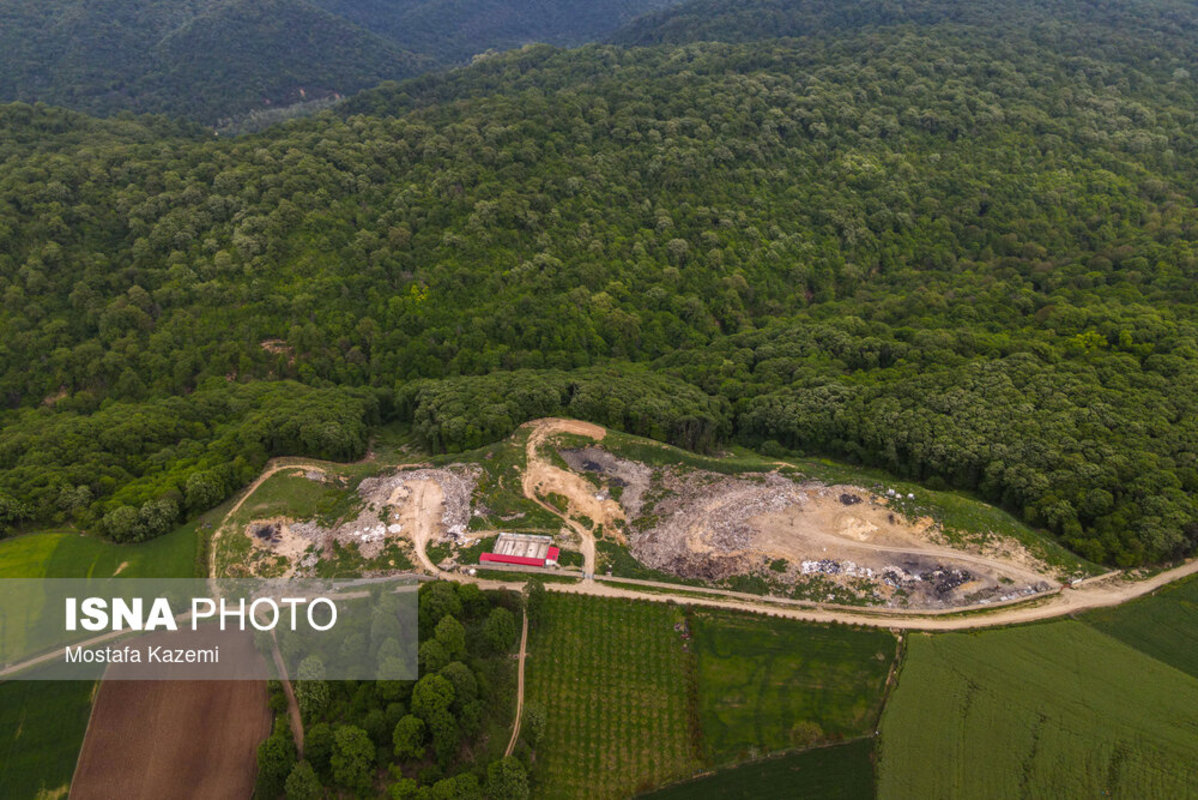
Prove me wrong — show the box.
[4,1,1198,566]
[483,606,518,653]
[393,714,427,760]
[312,0,679,63]
[300,583,520,795]
[486,757,530,800]
[255,718,298,800]
[400,368,728,453]
[0,0,426,124]
[0,380,377,541]
[331,724,375,793]
[284,760,323,800]
[0,0,675,123]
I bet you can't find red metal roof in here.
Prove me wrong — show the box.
[480,553,545,567]
[546,547,560,561]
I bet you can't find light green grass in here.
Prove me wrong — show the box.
[525,594,701,799]
[878,621,1198,799]
[0,680,95,800]
[0,524,198,580]
[690,609,896,764]
[230,470,350,527]
[1081,574,1198,680]
[638,738,876,800]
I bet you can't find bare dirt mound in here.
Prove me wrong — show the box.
[71,637,270,800]
[523,421,625,533]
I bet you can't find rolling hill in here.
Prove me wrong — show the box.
[0,0,679,123]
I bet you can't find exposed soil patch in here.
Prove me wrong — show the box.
[70,635,270,799]
[619,466,1054,609]
[284,466,478,572]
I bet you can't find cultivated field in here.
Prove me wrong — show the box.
[639,739,876,800]
[1082,574,1198,679]
[689,609,896,763]
[524,594,701,799]
[71,645,271,800]
[878,621,1198,798]
[0,680,95,800]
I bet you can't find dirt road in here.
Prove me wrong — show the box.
[521,419,616,579]
[397,478,444,574]
[504,610,530,757]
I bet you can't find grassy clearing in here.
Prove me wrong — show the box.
[1080,574,1198,680]
[525,594,701,799]
[690,609,895,764]
[230,470,350,528]
[637,739,876,800]
[0,680,96,800]
[878,621,1198,799]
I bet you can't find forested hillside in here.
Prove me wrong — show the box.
[311,0,680,62]
[2,0,1198,566]
[0,0,675,123]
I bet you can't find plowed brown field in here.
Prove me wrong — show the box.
[71,637,271,799]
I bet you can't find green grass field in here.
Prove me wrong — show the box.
[878,621,1198,799]
[0,523,199,580]
[1081,575,1198,680]
[690,610,896,764]
[524,594,701,799]
[0,680,95,800]
[231,470,350,526]
[638,738,876,800]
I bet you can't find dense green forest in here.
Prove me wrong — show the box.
[0,0,676,123]
[2,0,1198,566]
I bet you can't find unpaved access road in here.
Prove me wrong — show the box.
[521,418,616,579]
[504,610,530,757]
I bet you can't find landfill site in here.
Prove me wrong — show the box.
[561,446,1056,609]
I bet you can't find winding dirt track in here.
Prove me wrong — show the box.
[504,610,530,757]
[521,419,613,579]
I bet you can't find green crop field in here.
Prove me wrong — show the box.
[638,739,876,800]
[524,594,701,799]
[1081,575,1198,680]
[878,621,1198,799]
[0,680,96,800]
[0,524,199,580]
[690,609,896,764]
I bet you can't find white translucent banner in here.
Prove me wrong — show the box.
[0,578,418,680]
